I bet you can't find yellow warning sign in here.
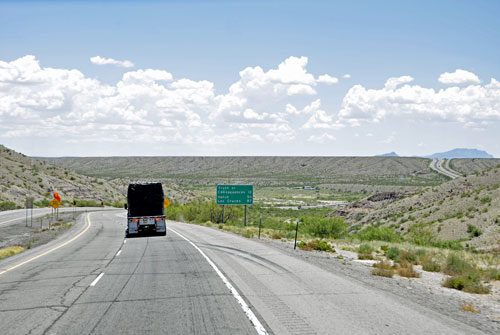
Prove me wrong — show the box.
[164,198,171,208]
[50,199,61,209]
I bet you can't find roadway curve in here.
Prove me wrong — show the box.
[430,159,462,179]
[0,210,487,334]
[0,207,112,228]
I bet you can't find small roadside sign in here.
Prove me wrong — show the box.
[164,197,171,208]
[50,199,60,209]
[25,198,34,208]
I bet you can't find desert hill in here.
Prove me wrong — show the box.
[338,164,500,249]
[40,156,446,188]
[0,145,125,208]
[426,148,494,159]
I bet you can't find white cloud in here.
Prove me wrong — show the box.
[287,84,316,96]
[308,133,336,143]
[211,56,320,133]
[384,75,414,90]
[317,74,339,84]
[2,55,499,155]
[342,74,351,79]
[339,77,500,126]
[438,69,480,85]
[285,99,321,115]
[90,56,134,68]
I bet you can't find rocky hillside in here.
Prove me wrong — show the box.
[0,145,125,208]
[449,158,500,175]
[337,164,500,250]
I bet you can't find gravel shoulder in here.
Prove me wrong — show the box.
[259,236,500,334]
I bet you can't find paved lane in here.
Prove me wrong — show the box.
[429,159,462,179]
[0,211,259,335]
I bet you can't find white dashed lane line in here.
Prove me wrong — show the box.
[90,273,104,287]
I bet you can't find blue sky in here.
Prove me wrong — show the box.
[1,0,500,157]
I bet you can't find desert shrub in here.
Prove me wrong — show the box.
[371,261,394,277]
[396,261,421,278]
[298,240,334,252]
[480,197,492,204]
[358,244,374,260]
[399,250,418,264]
[443,274,489,294]
[302,217,346,238]
[487,268,500,280]
[467,224,482,237]
[407,226,437,246]
[444,254,473,276]
[0,201,17,211]
[271,233,282,239]
[380,245,389,252]
[422,260,441,272]
[75,199,102,207]
[386,247,400,261]
[242,230,254,238]
[354,226,401,242]
[434,239,465,250]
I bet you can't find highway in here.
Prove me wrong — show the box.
[0,207,112,228]
[429,159,462,179]
[0,210,486,334]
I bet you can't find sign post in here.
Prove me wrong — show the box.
[294,220,299,250]
[25,198,34,227]
[50,198,61,225]
[216,185,253,225]
[258,214,262,239]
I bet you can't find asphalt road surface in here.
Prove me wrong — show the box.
[0,210,486,334]
[0,207,112,228]
[429,159,462,179]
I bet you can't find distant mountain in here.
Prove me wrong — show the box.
[425,148,494,159]
[377,152,399,157]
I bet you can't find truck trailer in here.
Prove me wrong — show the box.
[125,182,166,237]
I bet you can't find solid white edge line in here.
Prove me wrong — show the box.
[116,250,122,256]
[90,272,104,287]
[168,227,268,335]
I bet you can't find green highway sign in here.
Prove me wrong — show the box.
[216,185,253,205]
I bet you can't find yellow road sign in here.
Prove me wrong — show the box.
[50,199,61,209]
[164,198,171,208]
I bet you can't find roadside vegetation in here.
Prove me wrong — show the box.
[166,197,499,295]
[0,246,24,259]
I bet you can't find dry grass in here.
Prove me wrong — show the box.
[396,261,421,278]
[0,246,24,259]
[371,261,394,277]
[460,302,480,314]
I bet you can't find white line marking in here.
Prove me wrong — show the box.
[0,214,93,276]
[168,228,268,335]
[123,240,127,244]
[116,250,122,256]
[90,272,104,287]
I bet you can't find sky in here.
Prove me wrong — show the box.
[1,0,500,157]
